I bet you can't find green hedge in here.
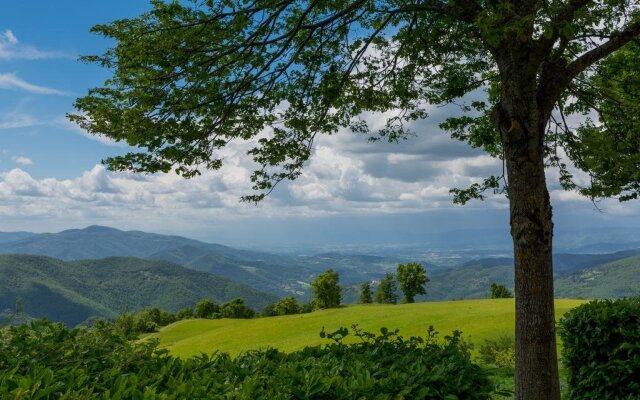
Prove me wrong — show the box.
[559,297,640,399]
[0,321,496,399]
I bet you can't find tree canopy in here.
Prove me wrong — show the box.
[311,269,342,309]
[396,262,429,303]
[375,273,398,304]
[71,0,640,204]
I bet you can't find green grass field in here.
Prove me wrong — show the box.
[151,299,584,358]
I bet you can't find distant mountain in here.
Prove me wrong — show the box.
[0,255,278,326]
[0,232,35,244]
[555,255,640,299]
[0,226,402,297]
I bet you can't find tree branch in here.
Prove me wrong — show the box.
[566,20,640,79]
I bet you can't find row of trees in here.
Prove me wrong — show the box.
[360,263,429,305]
[310,262,429,309]
[114,297,257,338]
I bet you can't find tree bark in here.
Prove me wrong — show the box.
[499,94,561,399]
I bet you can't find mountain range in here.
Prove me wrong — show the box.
[1,225,639,325]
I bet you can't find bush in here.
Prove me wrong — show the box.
[478,336,515,368]
[194,298,220,318]
[220,298,255,319]
[0,320,497,399]
[175,307,194,320]
[559,297,640,399]
[272,297,301,315]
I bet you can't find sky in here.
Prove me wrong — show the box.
[0,1,639,249]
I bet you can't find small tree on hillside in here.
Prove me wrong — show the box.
[359,282,373,304]
[220,298,255,319]
[375,273,398,304]
[311,269,341,309]
[490,283,514,299]
[194,299,219,319]
[273,297,301,315]
[396,262,429,303]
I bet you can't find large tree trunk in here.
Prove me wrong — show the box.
[500,97,561,399]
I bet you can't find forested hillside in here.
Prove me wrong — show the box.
[0,255,277,326]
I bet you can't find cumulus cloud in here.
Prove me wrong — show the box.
[0,73,66,95]
[2,103,637,234]
[12,156,33,166]
[0,29,71,60]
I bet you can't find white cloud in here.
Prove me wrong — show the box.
[0,73,66,95]
[3,30,18,45]
[0,111,38,129]
[12,156,33,166]
[0,29,71,60]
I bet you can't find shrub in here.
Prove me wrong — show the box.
[272,297,301,315]
[478,336,515,368]
[489,283,513,299]
[0,320,497,399]
[299,302,314,313]
[194,298,220,318]
[559,297,640,399]
[220,298,255,319]
[175,307,194,320]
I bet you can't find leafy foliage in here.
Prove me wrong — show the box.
[311,269,342,309]
[396,262,429,303]
[478,336,515,368]
[375,272,398,304]
[194,299,220,319]
[272,297,302,316]
[490,283,513,299]
[0,320,496,399]
[219,298,256,319]
[559,297,640,399]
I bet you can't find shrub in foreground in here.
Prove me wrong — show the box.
[0,320,497,399]
[559,297,640,399]
[478,336,515,368]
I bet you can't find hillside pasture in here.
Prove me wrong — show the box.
[152,299,584,358]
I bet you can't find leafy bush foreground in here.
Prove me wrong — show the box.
[559,297,640,399]
[0,320,499,399]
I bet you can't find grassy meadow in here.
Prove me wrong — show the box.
[150,298,584,358]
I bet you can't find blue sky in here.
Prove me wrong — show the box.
[0,1,150,179]
[1,1,639,248]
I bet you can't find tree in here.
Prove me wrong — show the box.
[72,2,640,397]
[375,273,398,304]
[194,299,219,319]
[396,262,429,303]
[220,298,255,319]
[272,297,301,315]
[490,283,514,299]
[311,269,342,309]
[359,282,373,304]
[176,307,194,320]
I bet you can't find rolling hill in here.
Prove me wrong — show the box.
[2,226,639,304]
[150,299,585,358]
[555,255,640,299]
[0,254,277,326]
[0,226,402,297]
